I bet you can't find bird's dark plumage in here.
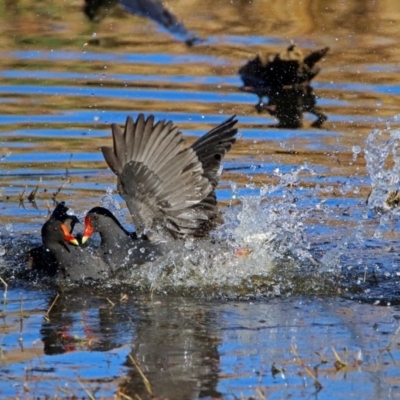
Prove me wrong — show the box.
[84,206,162,270]
[28,202,111,283]
[101,114,238,241]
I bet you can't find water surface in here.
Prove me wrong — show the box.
[1,0,400,398]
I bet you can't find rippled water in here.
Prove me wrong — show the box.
[1,0,400,398]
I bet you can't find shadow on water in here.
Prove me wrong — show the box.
[1,0,400,397]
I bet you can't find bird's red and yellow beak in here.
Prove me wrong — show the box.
[81,215,94,245]
[60,223,79,246]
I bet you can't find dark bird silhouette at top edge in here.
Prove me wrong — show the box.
[83,0,202,46]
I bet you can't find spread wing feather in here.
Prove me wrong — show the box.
[191,115,238,187]
[101,113,238,240]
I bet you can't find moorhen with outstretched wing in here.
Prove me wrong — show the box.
[81,114,238,267]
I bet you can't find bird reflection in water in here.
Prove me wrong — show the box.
[40,291,222,398]
[239,44,329,128]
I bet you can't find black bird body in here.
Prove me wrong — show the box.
[29,202,111,283]
[239,45,329,99]
[27,202,79,274]
[239,44,329,128]
[84,207,163,271]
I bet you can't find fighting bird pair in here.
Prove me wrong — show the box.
[34,113,239,282]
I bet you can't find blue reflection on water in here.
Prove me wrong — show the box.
[0,69,235,86]
[5,50,226,66]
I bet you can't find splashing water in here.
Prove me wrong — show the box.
[101,186,121,212]
[3,160,382,297]
[0,164,346,297]
[0,156,359,298]
[365,127,400,213]
[315,125,400,267]
[101,186,129,225]
[312,125,400,304]
[109,163,340,297]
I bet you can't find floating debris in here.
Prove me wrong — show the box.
[18,186,27,209]
[52,179,70,203]
[27,178,42,208]
[239,44,329,128]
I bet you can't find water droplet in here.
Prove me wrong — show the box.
[230,181,238,200]
[352,145,362,161]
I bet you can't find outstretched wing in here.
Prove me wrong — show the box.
[188,116,238,232]
[191,115,238,188]
[303,47,330,69]
[101,114,212,239]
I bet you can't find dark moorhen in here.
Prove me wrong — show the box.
[83,206,163,271]
[82,113,238,267]
[29,202,111,283]
[27,202,79,273]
